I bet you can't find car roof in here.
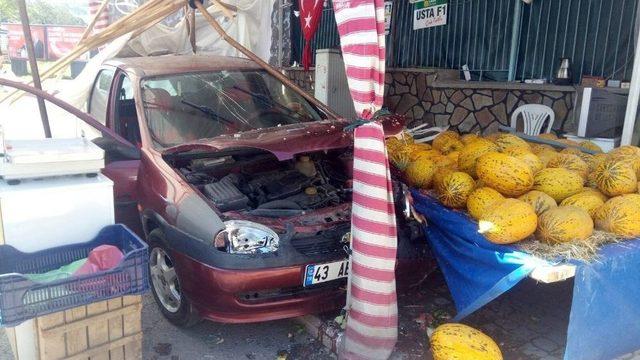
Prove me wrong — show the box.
[104,54,263,78]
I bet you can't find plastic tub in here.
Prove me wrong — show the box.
[0,224,149,327]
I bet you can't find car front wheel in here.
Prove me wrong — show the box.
[148,229,200,327]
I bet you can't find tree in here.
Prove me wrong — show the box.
[0,0,18,23]
[0,0,85,25]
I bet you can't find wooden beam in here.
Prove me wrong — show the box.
[17,0,51,138]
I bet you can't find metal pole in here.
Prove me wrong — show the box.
[621,0,640,145]
[507,0,523,81]
[17,0,51,138]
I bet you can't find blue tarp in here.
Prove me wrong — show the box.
[411,190,640,360]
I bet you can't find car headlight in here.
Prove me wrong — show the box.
[214,220,279,254]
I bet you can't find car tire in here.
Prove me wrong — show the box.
[148,229,201,328]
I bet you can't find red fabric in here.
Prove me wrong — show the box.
[75,245,125,276]
[298,0,324,70]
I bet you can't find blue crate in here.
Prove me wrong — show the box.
[0,224,149,327]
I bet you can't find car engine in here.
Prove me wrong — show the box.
[176,149,352,216]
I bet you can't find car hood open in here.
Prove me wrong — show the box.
[162,119,354,160]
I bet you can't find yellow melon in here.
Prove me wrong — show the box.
[579,140,603,153]
[518,190,557,216]
[593,158,638,196]
[430,154,458,170]
[437,172,476,208]
[610,153,640,179]
[531,143,556,154]
[609,145,640,158]
[560,147,583,156]
[447,150,461,165]
[430,323,503,360]
[536,206,594,243]
[560,192,605,218]
[389,152,411,171]
[557,138,580,147]
[433,167,455,193]
[536,149,560,167]
[547,153,589,179]
[405,158,437,189]
[478,198,537,244]
[410,149,443,162]
[594,194,640,238]
[433,131,464,154]
[533,168,584,202]
[476,152,534,196]
[458,139,500,178]
[537,133,558,141]
[494,134,531,151]
[467,187,505,220]
[503,147,544,174]
[579,187,609,202]
[484,132,501,143]
[461,133,480,145]
[586,153,608,172]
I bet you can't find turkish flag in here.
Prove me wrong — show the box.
[299,0,324,70]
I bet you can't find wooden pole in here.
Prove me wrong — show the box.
[17,0,51,138]
[79,0,110,43]
[189,8,196,53]
[193,0,337,117]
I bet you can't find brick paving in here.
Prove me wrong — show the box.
[393,271,640,360]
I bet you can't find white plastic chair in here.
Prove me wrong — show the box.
[510,104,555,136]
[406,124,449,143]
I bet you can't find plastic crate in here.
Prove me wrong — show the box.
[0,224,149,327]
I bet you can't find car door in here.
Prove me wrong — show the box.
[88,68,143,235]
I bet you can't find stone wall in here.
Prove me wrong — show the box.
[286,67,577,135]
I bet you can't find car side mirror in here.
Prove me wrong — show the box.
[92,137,141,161]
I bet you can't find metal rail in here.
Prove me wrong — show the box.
[296,0,638,84]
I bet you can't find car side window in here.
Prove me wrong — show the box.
[113,74,141,146]
[88,69,115,124]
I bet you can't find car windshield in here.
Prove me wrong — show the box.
[141,70,324,148]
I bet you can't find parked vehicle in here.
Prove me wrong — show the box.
[0,55,434,326]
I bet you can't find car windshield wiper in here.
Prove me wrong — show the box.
[231,86,310,120]
[180,99,234,125]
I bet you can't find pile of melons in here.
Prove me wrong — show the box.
[388,131,640,244]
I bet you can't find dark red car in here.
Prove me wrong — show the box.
[1,55,433,326]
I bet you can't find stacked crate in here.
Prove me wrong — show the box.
[5,295,142,360]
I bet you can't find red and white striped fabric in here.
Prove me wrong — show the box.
[342,122,398,360]
[332,0,386,117]
[332,1,395,359]
[89,0,110,35]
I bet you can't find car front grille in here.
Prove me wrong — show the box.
[238,280,346,303]
[291,224,350,256]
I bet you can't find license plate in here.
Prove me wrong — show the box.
[303,259,349,286]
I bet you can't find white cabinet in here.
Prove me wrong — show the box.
[0,174,114,252]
